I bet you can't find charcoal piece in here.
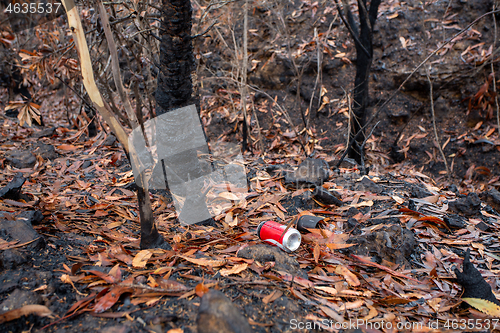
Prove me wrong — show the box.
[32,143,58,160]
[82,160,92,169]
[328,156,359,169]
[312,185,343,206]
[443,214,466,229]
[16,210,44,226]
[0,249,27,269]
[32,127,55,139]
[0,212,45,251]
[346,207,360,217]
[238,244,307,279]
[5,150,36,169]
[344,224,416,266]
[481,188,500,213]
[447,184,459,195]
[279,191,317,215]
[475,221,490,232]
[408,184,433,198]
[448,193,482,217]
[408,200,417,211]
[454,249,500,306]
[102,134,116,147]
[0,174,25,200]
[197,290,252,333]
[346,217,360,234]
[353,176,382,194]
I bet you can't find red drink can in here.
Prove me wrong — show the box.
[257,221,301,252]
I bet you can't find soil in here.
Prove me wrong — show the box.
[1,0,500,332]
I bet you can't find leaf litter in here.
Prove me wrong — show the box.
[2,113,500,332]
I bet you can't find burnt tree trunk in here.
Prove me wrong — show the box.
[155,0,196,114]
[339,0,381,165]
[138,0,212,249]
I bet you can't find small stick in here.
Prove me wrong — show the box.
[425,69,449,177]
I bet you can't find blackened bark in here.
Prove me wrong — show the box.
[138,183,170,249]
[138,0,213,249]
[346,0,381,164]
[155,0,195,115]
[84,104,97,137]
[139,0,197,249]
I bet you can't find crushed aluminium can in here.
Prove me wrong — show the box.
[257,221,301,252]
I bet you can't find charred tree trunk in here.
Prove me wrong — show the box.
[336,0,381,165]
[155,0,196,114]
[350,25,372,164]
[138,184,166,249]
[138,0,213,249]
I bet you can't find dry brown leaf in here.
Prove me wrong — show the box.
[318,305,344,322]
[361,304,378,321]
[313,243,320,264]
[94,286,133,313]
[132,250,152,268]
[218,192,239,200]
[57,144,79,151]
[178,255,226,267]
[262,290,283,304]
[335,265,360,287]
[392,195,404,204]
[326,243,356,250]
[314,286,337,295]
[462,298,500,317]
[219,263,248,276]
[0,305,53,324]
[195,283,209,298]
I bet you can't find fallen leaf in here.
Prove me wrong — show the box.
[178,255,226,267]
[313,243,320,263]
[61,274,87,296]
[57,144,79,151]
[93,286,133,313]
[335,265,360,287]
[219,263,248,276]
[0,305,53,324]
[262,290,283,304]
[387,12,398,19]
[326,243,356,250]
[462,298,500,317]
[132,250,152,268]
[314,286,337,295]
[195,283,209,297]
[218,192,239,200]
[392,195,404,204]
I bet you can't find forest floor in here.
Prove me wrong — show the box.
[1,0,500,332]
